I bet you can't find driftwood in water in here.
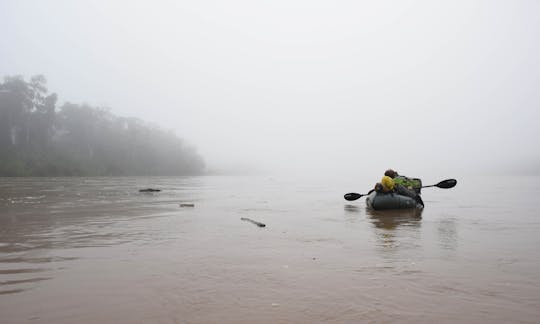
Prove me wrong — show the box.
[139,188,161,192]
[241,217,266,227]
[180,203,194,207]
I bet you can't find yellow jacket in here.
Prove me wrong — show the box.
[381,176,395,192]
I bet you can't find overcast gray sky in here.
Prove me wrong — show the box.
[1,0,539,177]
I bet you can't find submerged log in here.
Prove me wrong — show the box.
[241,217,266,227]
[139,188,161,192]
[180,203,195,207]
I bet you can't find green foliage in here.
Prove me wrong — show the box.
[0,75,205,176]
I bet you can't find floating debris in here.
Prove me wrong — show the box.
[180,203,195,207]
[241,217,266,227]
[139,188,161,192]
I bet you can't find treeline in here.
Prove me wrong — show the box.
[0,75,205,176]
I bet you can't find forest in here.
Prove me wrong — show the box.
[0,75,205,176]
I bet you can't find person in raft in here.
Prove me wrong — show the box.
[374,169,424,206]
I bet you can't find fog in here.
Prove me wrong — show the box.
[2,0,539,177]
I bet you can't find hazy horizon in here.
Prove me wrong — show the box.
[2,1,539,177]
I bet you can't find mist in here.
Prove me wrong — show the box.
[1,0,539,178]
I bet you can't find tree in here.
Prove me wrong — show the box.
[0,74,205,176]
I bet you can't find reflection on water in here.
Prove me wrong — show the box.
[367,208,423,230]
[0,177,200,295]
[1,176,540,323]
[366,208,422,251]
[343,204,360,213]
[343,204,361,223]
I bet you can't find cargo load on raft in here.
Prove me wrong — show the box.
[366,176,424,211]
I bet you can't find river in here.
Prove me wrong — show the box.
[1,175,539,323]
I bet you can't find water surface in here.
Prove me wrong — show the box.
[1,176,539,323]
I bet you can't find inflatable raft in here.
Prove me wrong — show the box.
[365,191,424,210]
[344,177,456,211]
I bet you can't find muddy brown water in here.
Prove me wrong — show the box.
[1,176,539,323]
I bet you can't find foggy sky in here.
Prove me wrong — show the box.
[2,0,539,177]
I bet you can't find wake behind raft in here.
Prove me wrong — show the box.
[344,178,457,211]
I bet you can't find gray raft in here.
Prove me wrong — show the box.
[365,191,424,210]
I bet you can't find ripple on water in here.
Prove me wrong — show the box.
[0,255,78,295]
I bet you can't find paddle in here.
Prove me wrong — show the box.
[344,192,369,201]
[343,179,457,201]
[420,178,457,189]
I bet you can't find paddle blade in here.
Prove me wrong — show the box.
[344,193,364,201]
[436,179,457,189]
